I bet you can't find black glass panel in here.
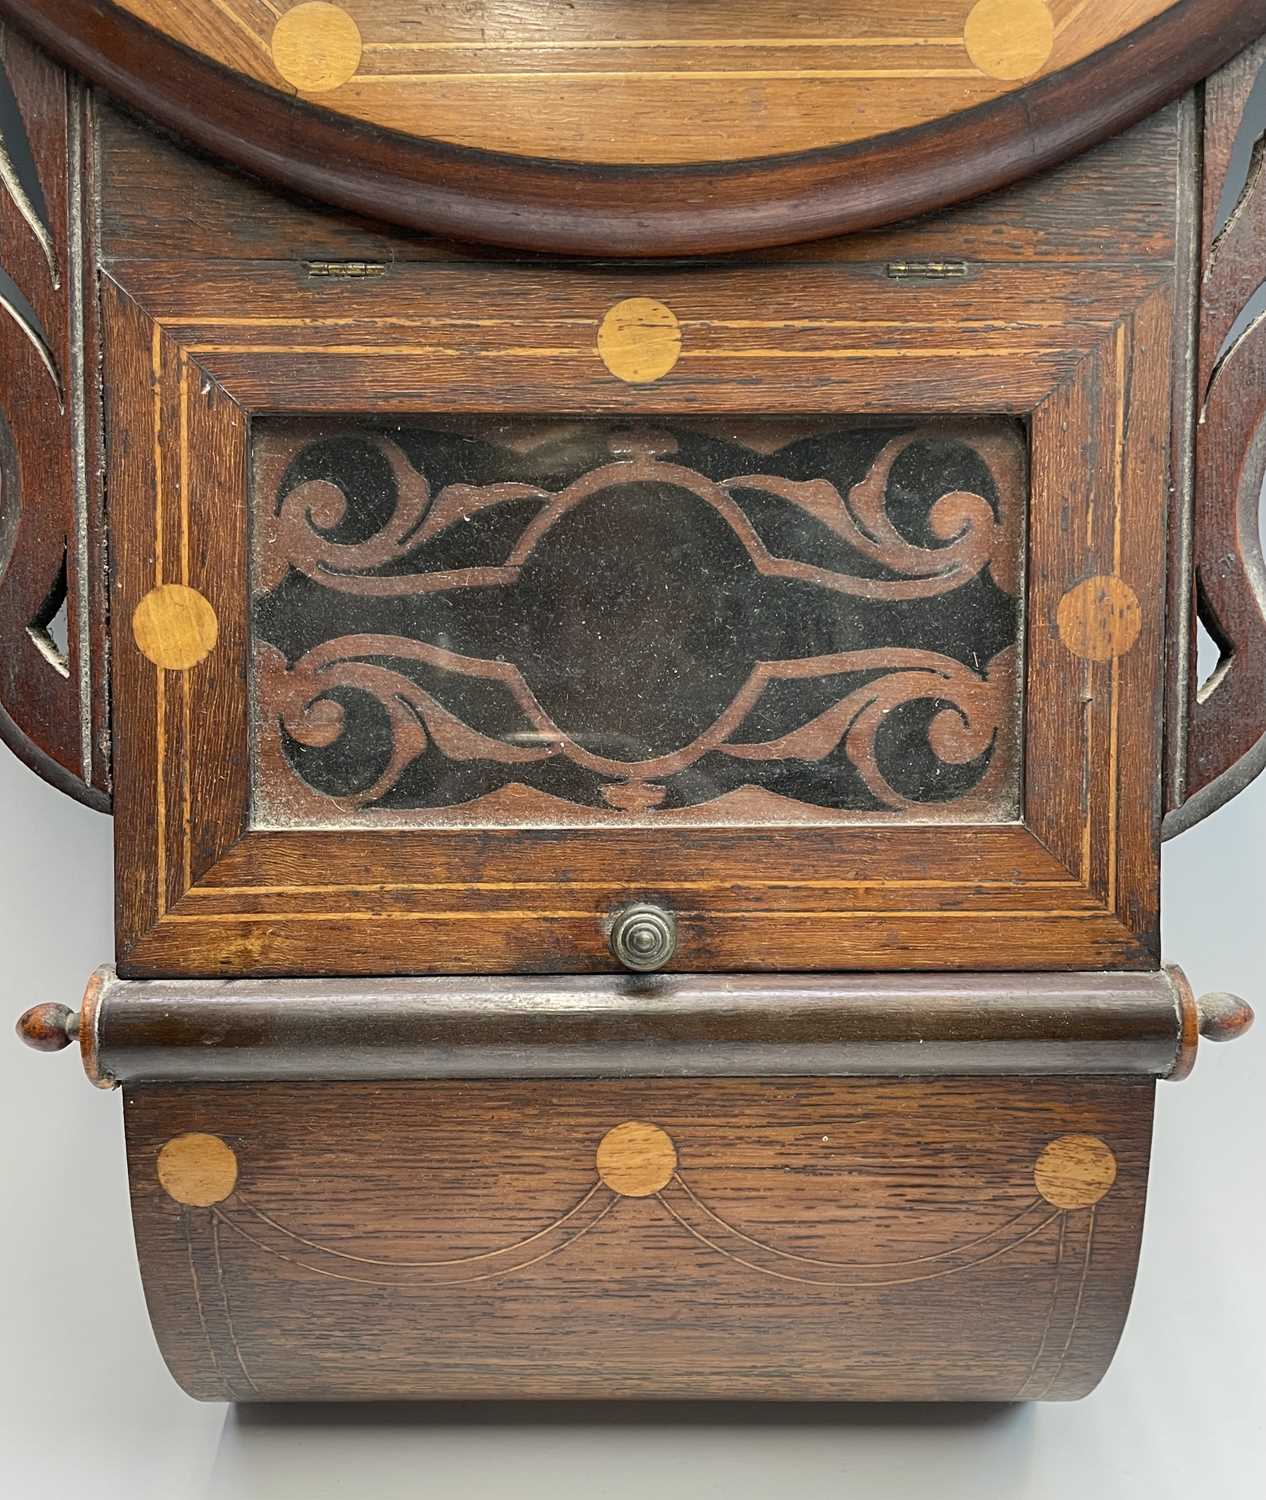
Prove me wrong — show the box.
[251,418,1026,825]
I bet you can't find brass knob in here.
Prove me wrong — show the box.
[16,1002,79,1053]
[609,903,676,972]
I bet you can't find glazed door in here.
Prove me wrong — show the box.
[103,260,1168,976]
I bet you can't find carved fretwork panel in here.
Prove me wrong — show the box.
[1163,33,1266,831]
[0,23,107,807]
[251,418,1026,828]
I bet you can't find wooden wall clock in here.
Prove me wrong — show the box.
[4,0,1264,1401]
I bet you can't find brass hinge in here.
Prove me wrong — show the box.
[886,260,970,279]
[304,261,388,279]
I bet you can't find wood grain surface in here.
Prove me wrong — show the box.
[1167,36,1266,829]
[85,967,1192,1083]
[93,98,1186,269]
[0,24,108,808]
[107,0,1173,166]
[3,0,1262,252]
[125,1075,1154,1401]
[101,248,1170,977]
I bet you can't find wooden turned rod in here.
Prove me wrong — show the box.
[17,965,1252,1086]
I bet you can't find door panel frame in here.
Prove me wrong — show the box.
[103,261,1170,976]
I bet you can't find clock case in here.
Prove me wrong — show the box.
[4,9,1264,1401]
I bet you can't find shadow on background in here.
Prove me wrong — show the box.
[206,1400,1034,1500]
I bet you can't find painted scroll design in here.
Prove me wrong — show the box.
[1176,35,1266,822]
[164,1126,1114,1402]
[252,420,1023,821]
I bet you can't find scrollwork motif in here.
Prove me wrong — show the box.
[252,420,1024,821]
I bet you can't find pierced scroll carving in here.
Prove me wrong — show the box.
[251,419,1025,826]
[0,24,106,809]
[1167,36,1266,833]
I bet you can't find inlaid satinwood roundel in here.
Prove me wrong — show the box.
[596,1122,678,1197]
[157,1133,239,1206]
[133,584,219,670]
[1033,1135,1117,1209]
[12,0,1258,254]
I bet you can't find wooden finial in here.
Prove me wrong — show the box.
[1197,992,1255,1044]
[16,1002,78,1053]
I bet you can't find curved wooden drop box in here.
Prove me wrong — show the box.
[126,1075,1149,1402]
[47,966,1224,1402]
[4,0,1265,1414]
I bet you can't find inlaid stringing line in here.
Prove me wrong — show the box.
[1076,324,1131,901]
[182,1210,233,1399]
[654,1192,1062,1288]
[1080,679,1094,887]
[180,353,192,892]
[233,1180,606,1267]
[151,324,165,583]
[358,38,969,54]
[150,322,166,914]
[352,69,984,83]
[206,0,270,56]
[682,347,1041,361]
[211,1195,618,1286]
[1038,1204,1098,1397]
[160,908,1111,924]
[1108,322,1128,912]
[693,318,1070,331]
[1078,339,1099,888]
[188,878,1085,897]
[162,315,599,329]
[1017,1210,1069,1395]
[1077,346,1096,888]
[186,343,1049,360]
[156,315,1076,331]
[211,1213,259,1395]
[673,1175,1049,1268]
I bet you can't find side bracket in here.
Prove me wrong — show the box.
[0,23,108,810]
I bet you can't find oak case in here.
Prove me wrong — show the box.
[5,3,1262,1409]
[105,258,1168,978]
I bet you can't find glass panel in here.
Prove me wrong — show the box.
[250,417,1026,827]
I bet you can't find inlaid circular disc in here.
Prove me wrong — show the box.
[1034,1134,1117,1209]
[271,3,362,94]
[596,1121,678,1197]
[17,0,1257,254]
[132,584,219,670]
[157,1132,239,1206]
[1056,576,1142,662]
[597,299,682,384]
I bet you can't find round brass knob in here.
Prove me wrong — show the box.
[609,903,677,972]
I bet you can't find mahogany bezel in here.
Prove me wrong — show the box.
[1,0,1264,255]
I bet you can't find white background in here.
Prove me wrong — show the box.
[1,714,1263,1499]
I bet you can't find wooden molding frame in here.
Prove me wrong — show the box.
[102,259,1170,978]
[3,0,1266,256]
[84,966,1192,1084]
